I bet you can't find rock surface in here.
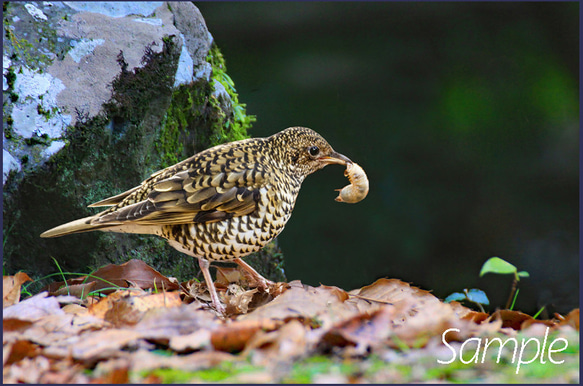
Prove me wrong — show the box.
[3,2,284,284]
[4,1,212,182]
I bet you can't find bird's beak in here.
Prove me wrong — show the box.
[318,151,352,166]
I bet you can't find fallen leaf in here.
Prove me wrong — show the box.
[169,329,212,352]
[96,367,130,384]
[3,272,32,307]
[320,306,396,354]
[3,340,41,366]
[4,313,77,347]
[216,266,244,286]
[129,349,239,372]
[132,305,219,343]
[2,355,51,383]
[50,282,96,298]
[556,308,579,331]
[88,289,145,319]
[211,319,281,353]
[46,259,180,295]
[242,319,308,365]
[41,328,142,361]
[488,309,555,330]
[240,281,358,328]
[224,285,258,314]
[103,291,184,327]
[3,292,64,321]
[62,303,89,316]
[347,278,440,312]
[3,318,34,333]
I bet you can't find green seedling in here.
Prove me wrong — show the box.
[480,257,529,310]
[445,288,489,312]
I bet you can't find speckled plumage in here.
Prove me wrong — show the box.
[41,127,351,312]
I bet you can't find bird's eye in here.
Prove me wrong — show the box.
[308,146,320,157]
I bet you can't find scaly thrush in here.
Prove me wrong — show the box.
[41,127,352,313]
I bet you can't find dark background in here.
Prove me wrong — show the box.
[196,2,579,315]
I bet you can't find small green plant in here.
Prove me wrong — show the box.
[20,259,126,300]
[444,288,489,312]
[445,256,531,312]
[479,256,529,310]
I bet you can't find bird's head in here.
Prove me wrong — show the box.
[270,127,352,177]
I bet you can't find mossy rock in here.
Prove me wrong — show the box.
[3,37,285,287]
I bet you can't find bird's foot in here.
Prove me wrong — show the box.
[233,258,274,291]
[197,257,226,316]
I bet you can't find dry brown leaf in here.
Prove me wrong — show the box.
[46,259,180,295]
[130,349,239,373]
[556,308,579,331]
[211,319,281,353]
[320,306,396,353]
[88,289,145,319]
[3,355,51,384]
[3,292,65,321]
[3,272,32,308]
[240,281,358,328]
[71,329,142,361]
[216,266,245,286]
[104,291,184,327]
[224,285,258,315]
[4,354,87,384]
[3,340,41,366]
[447,300,478,319]
[130,291,183,310]
[487,309,555,331]
[347,278,440,312]
[41,328,142,361]
[4,340,40,366]
[242,319,308,365]
[62,303,89,316]
[3,318,34,333]
[50,281,97,298]
[104,297,147,327]
[460,310,490,324]
[4,313,77,348]
[169,329,212,352]
[92,367,129,384]
[386,297,494,349]
[132,305,219,342]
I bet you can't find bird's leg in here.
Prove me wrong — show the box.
[233,257,274,290]
[197,257,225,314]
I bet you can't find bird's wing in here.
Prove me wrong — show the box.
[87,166,172,207]
[91,164,270,226]
[87,186,141,207]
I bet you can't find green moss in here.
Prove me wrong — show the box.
[24,133,50,146]
[5,67,16,89]
[3,34,281,285]
[139,361,258,383]
[3,3,66,70]
[4,115,14,139]
[156,44,255,167]
[36,104,53,120]
[152,44,285,282]
[207,44,256,143]
[104,39,180,127]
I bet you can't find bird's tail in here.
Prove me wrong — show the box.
[40,215,116,238]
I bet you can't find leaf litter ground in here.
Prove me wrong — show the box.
[3,259,579,383]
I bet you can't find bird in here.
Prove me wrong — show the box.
[41,127,352,313]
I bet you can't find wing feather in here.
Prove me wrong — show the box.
[93,167,267,226]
